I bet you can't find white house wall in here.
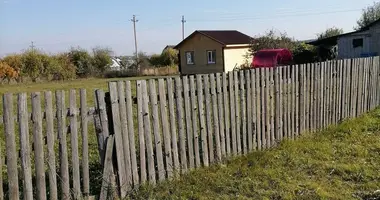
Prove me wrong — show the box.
[223,47,252,72]
[337,31,370,59]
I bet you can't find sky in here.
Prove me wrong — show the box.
[0,0,377,57]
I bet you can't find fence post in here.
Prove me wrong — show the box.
[108,82,128,197]
[32,92,47,200]
[3,93,19,200]
[18,93,33,200]
[56,90,70,200]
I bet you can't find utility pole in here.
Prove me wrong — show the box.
[30,41,35,50]
[181,15,186,40]
[131,15,139,68]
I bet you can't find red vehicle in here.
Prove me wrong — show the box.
[251,48,293,68]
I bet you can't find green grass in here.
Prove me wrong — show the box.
[127,109,380,200]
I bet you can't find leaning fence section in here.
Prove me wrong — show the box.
[1,56,380,199]
[103,57,380,198]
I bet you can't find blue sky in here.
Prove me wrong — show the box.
[0,0,376,56]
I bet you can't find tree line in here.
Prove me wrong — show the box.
[0,46,179,84]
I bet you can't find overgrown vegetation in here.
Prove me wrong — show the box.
[356,1,380,30]
[248,29,339,65]
[0,47,114,83]
[128,109,380,200]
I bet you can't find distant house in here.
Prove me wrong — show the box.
[174,30,253,75]
[308,19,380,59]
[162,45,175,53]
[110,57,122,71]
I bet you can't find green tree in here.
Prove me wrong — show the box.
[356,2,380,30]
[250,29,296,54]
[92,47,113,74]
[317,27,344,39]
[21,49,45,82]
[68,47,93,78]
[250,29,319,64]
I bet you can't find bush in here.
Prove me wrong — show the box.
[21,49,46,82]
[0,61,18,83]
[92,47,113,74]
[2,54,23,82]
[104,69,139,78]
[68,47,94,78]
[51,53,77,81]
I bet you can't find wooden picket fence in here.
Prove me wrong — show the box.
[1,56,380,199]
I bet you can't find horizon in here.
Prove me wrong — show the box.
[0,0,376,57]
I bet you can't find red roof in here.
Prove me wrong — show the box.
[251,48,293,68]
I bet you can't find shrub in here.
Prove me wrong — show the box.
[92,47,113,75]
[51,53,77,81]
[68,47,94,78]
[2,54,23,82]
[21,49,46,82]
[0,61,18,83]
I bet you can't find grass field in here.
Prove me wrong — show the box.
[127,109,380,200]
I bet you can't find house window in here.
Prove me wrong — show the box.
[207,50,216,64]
[352,38,363,48]
[186,51,194,65]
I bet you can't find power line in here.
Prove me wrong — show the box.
[188,8,361,22]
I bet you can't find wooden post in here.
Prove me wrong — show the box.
[141,80,156,183]
[56,90,70,199]
[216,73,226,157]
[117,81,132,189]
[269,67,275,145]
[108,82,128,194]
[299,65,305,134]
[234,71,241,154]
[95,90,110,166]
[239,71,247,154]
[210,74,222,161]
[69,90,82,199]
[149,79,165,180]
[167,78,180,172]
[125,81,139,185]
[80,89,90,197]
[223,73,231,155]
[44,91,58,200]
[136,81,147,183]
[158,79,173,176]
[257,68,263,150]
[294,65,299,136]
[245,70,253,151]
[283,67,289,139]
[183,76,195,169]
[32,92,47,200]
[262,68,268,148]
[99,135,116,200]
[204,75,214,162]
[250,69,257,150]
[189,76,201,168]
[196,75,209,166]
[175,77,188,172]
[17,93,33,200]
[274,67,280,143]
[229,71,237,155]
[3,93,19,200]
